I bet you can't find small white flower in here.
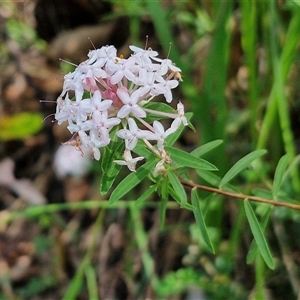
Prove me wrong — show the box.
[152,159,167,177]
[129,45,159,64]
[154,79,179,103]
[117,88,147,119]
[114,149,144,172]
[109,56,136,84]
[152,120,177,151]
[152,57,182,75]
[170,101,188,130]
[117,118,155,150]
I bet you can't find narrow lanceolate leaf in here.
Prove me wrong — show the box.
[100,164,122,195]
[196,169,239,193]
[246,205,273,265]
[169,187,194,210]
[272,154,289,199]
[168,171,187,207]
[159,176,169,229]
[165,146,218,171]
[101,137,123,173]
[219,149,267,189]
[190,140,223,157]
[109,160,156,204]
[191,188,215,253]
[135,184,157,207]
[244,200,274,269]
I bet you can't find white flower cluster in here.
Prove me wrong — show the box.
[54,45,188,171]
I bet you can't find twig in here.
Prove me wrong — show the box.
[180,179,300,211]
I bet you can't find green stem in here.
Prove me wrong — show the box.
[63,209,105,299]
[129,203,159,292]
[254,254,265,300]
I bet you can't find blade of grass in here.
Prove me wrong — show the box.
[129,203,159,290]
[257,5,300,189]
[85,265,99,300]
[268,2,300,193]
[2,201,180,225]
[63,209,105,300]
[240,0,259,142]
[197,0,233,174]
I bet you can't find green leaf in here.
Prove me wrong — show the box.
[0,112,44,140]
[169,187,194,210]
[109,160,156,204]
[244,200,274,269]
[101,133,124,173]
[272,154,289,199]
[135,184,157,207]
[165,146,218,171]
[100,163,122,195]
[143,102,175,122]
[219,149,267,188]
[143,102,175,113]
[246,205,273,265]
[191,188,215,253]
[167,171,187,207]
[196,169,238,193]
[159,176,169,229]
[190,140,223,157]
[133,142,156,160]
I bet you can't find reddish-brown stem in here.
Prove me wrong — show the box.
[180,179,300,211]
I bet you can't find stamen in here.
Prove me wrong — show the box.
[42,113,55,122]
[59,58,78,67]
[167,42,172,59]
[88,37,96,50]
[145,35,149,50]
[39,99,57,103]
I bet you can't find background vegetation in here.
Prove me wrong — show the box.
[1,0,300,299]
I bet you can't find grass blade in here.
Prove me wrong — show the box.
[85,265,99,300]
